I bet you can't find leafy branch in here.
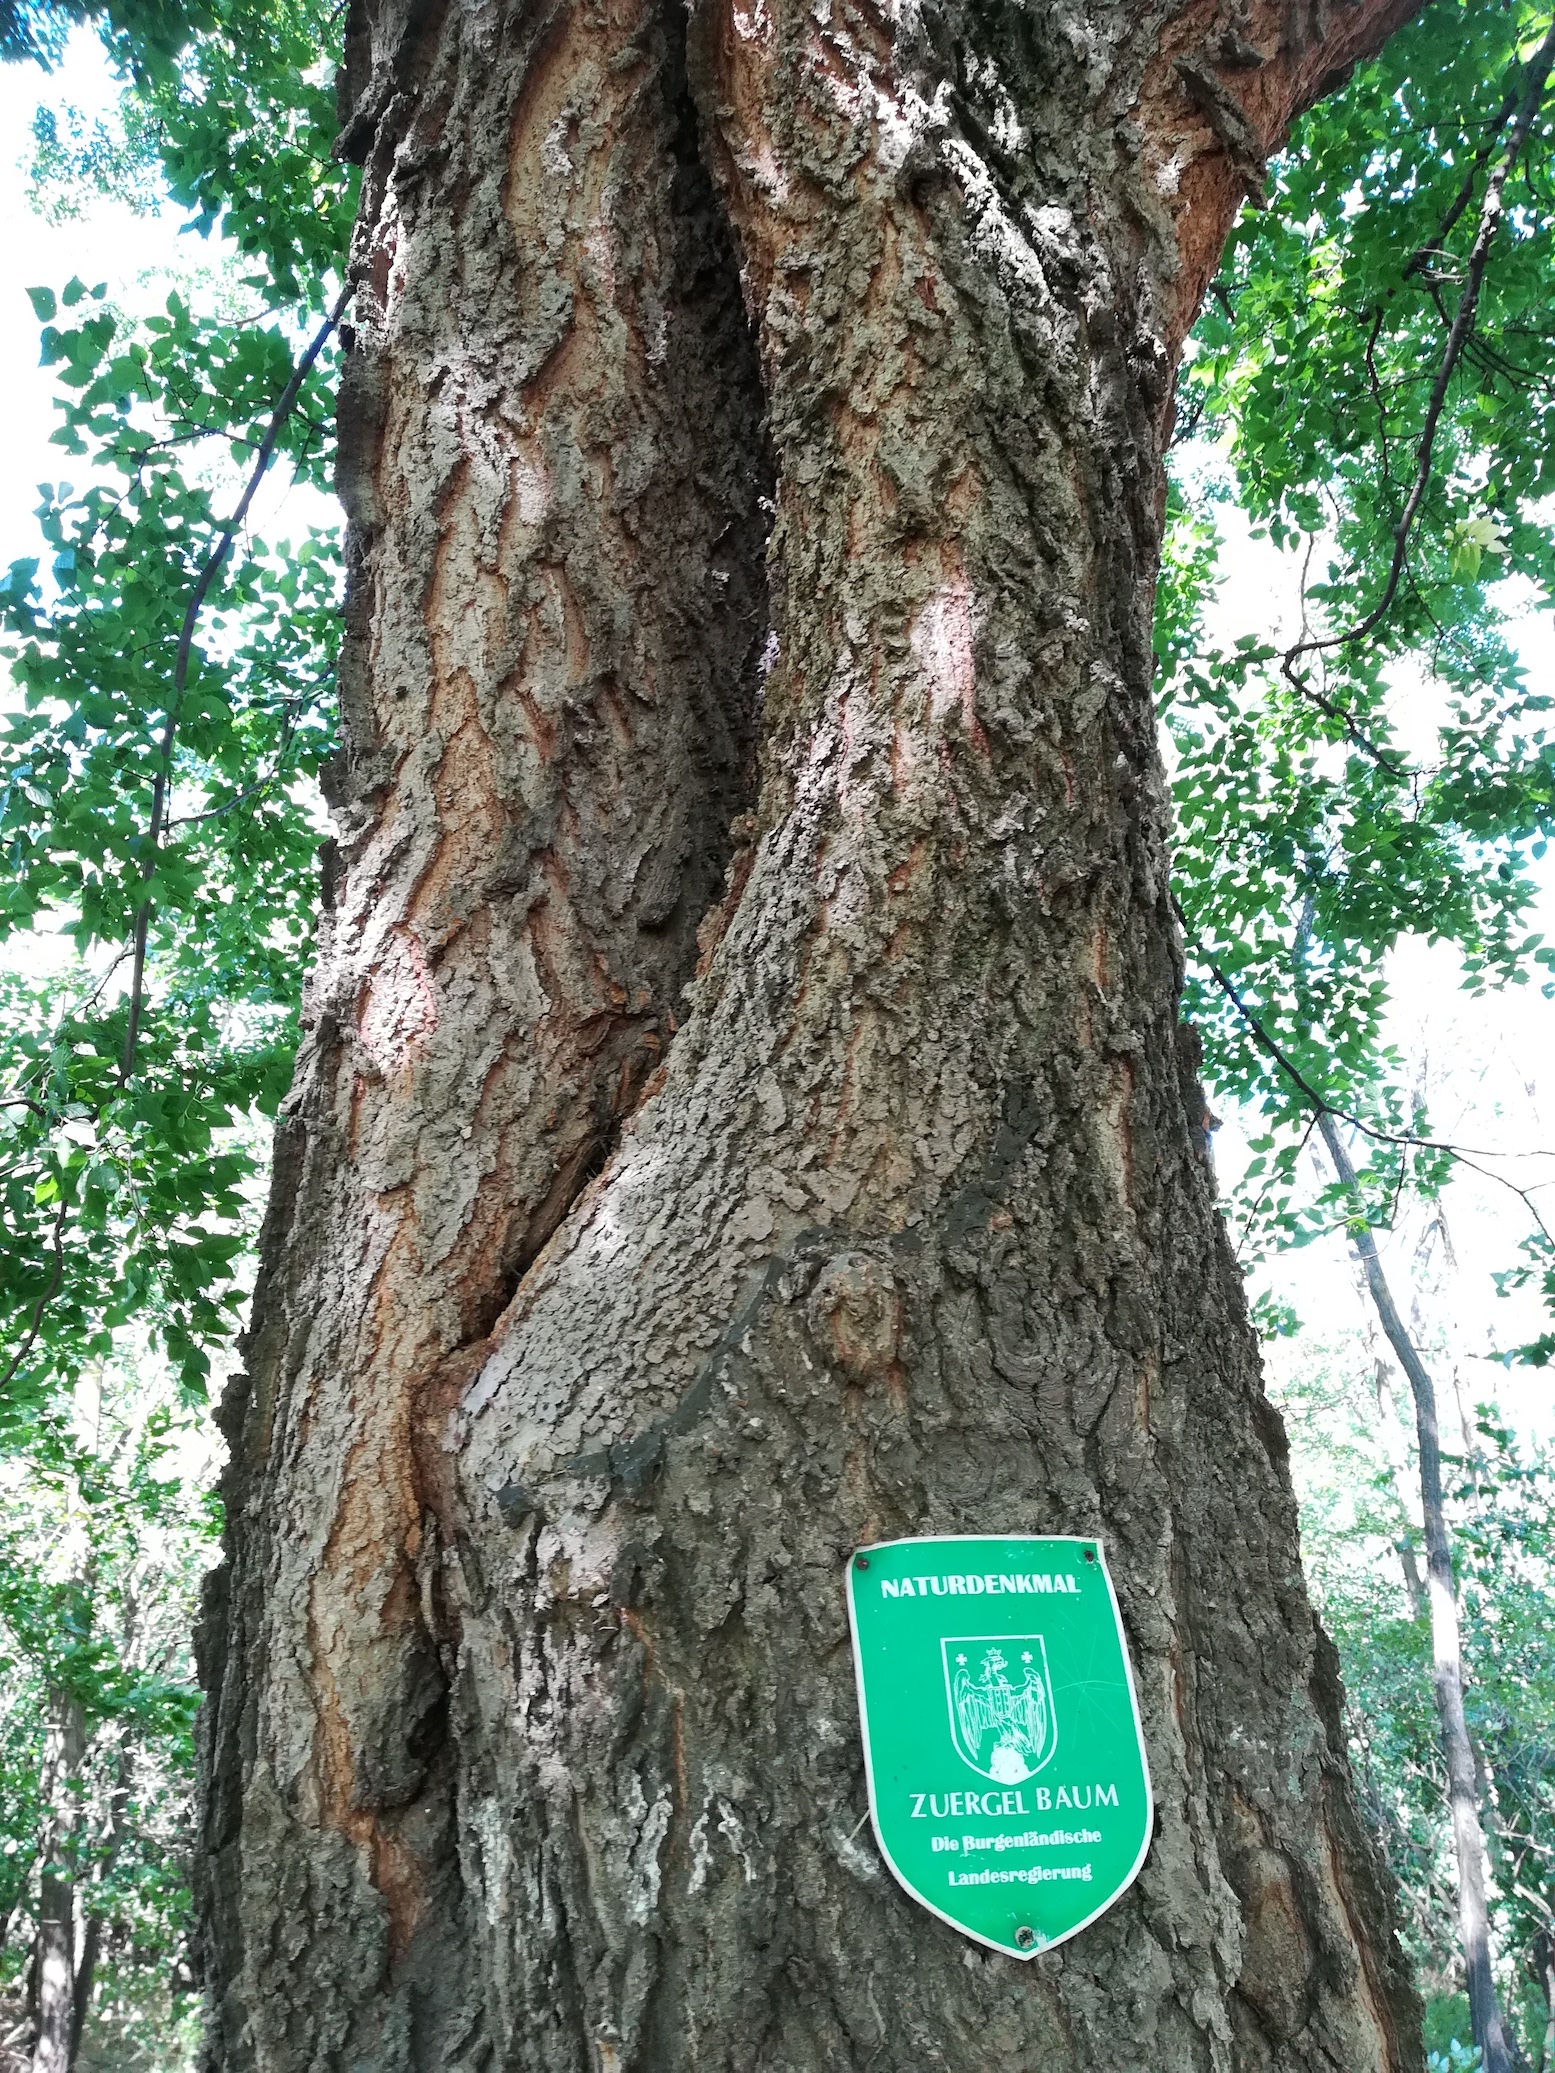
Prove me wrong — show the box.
[1184,922,1555,1245]
[1281,17,1555,686]
[119,282,351,1081]
[0,1197,68,1399]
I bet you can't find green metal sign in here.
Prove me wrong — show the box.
[845,1535,1152,1958]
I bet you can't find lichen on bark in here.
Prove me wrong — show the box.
[199,1,1429,2067]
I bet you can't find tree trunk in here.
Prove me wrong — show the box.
[199,0,1430,2066]
[66,1919,98,2073]
[30,1866,73,2072]
[31,1694,84,2073]
[1318,1114,1516,2073]
[1533,1927,1553,2073]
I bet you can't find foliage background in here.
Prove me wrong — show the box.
[0,0,349,2057]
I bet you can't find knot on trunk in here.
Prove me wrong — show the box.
[808,1253,904,1389]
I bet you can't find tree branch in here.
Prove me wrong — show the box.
[119,283,351,1081]
[0,1196,68,1398]
[1403,79,1523,281]
[1180,916,1555,1243]
[1280,19,1555,680]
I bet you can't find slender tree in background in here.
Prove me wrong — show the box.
[189,0,1452,2064]
[0,1376,211,2071]
[1268,1338,1555,2066]
[1320,1113,1516,2073]
[30,1691,85,2073]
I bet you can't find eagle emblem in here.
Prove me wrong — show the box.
[941,1636,1058,1782]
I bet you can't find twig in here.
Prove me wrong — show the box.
[1268,514,1407,771]
[163,692,311,831]
[119,283,351,1081]
[1233,1105,1321,1263]
[164,774,282,831]
[1403,81,1523,282]
[1280,20,1555,681]
[1181,916,1555,1243]
[1362,304,1395,493]
[0,1196,68,1396]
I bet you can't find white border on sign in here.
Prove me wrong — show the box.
[842,1533,1155,1962]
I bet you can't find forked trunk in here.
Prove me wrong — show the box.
[200,0,1429,2066]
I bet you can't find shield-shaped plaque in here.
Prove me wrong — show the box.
[845,1535,1152,1958]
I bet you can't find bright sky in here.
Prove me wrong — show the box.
[0,34,195,564]
[0,31,329,567]
[2,33,1551,1461]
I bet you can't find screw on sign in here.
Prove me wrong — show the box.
[845,1536,1152,1959]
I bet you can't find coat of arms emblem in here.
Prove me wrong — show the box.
[942,1635,1057,1781]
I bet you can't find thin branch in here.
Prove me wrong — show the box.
[1403,81,1523,282]
[1280,20,1555,681]
[0,1196,68,1396]
[1362,304,1396,495]
[1181,917,1555,1244]
[1283,531,1406,771]
[71,943,136,1024]
[163,690,314,832]
[164,773,283,832]
[119,285,351,1081]
[1200,939,1555,1165]
[1234,1105,1321,1263]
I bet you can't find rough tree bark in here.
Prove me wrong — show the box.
[200,0,1432,2066]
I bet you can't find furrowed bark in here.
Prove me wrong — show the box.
[201,0,1430,2066]
[198,1,770,2056]
[1319,1114,1515,2073]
